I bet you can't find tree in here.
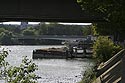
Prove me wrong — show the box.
[0,31,14,45]
[93,36,122,63]
[0,25,21,35]
[0,28,6,33]
[77,0,124,41]
[77,0,124,22]
[37,23,85,35]
[22,27,36,36]
[82,26,92,36]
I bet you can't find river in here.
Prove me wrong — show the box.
[0,45,94,83]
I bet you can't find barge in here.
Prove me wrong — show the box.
[32,47,93,59]
[33,47,68,59]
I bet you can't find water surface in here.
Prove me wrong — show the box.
[1,45,94,83]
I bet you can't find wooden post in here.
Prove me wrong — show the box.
[74,47,77,57]
[121,54,125,83]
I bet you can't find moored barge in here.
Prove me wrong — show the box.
[33,47,68,59]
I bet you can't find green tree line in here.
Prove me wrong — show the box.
[0,23,92,45]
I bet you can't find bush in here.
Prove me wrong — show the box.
[7,56,38,83]
[0,49,38,83]
[79,67,96,83]
[0,31,14,45]
[0,49,9,81]
[93,36,122,63]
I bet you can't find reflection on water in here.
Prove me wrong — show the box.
[1,45,94,83]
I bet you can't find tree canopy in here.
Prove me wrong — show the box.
[77,0,124,22]
[77,0,125,41]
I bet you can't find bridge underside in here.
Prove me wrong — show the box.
[0,0,105,23]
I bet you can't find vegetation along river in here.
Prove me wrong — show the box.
[1,45,94,83]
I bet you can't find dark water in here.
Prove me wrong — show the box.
[1,45,94,83]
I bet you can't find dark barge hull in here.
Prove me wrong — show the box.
[32,48,93,59]
[33,49,68,59]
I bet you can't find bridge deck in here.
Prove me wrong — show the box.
[13,35,86,40]
[0,0,104,22]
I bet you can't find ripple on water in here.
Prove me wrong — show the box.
[1,45,94,83]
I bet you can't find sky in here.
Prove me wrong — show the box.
[0,22,92,25]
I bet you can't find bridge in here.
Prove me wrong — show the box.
[0,0,105,22]
[1,0,124,82]
[12,35,89,45]
[13,35,86,41]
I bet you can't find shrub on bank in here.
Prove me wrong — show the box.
[0,49,38,83]
[93,36,122,63]
[79,67,96,83]
[79,36,122,83]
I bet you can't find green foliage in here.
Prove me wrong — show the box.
[93,36,122,62]
[82,26,91,36]
[0,23,91,44]
[37,23,85,35]
[22,27,36,36]
[0,49,38,83]
[77,0,124,41]
[0,31,14,45]
[77,0,124,22]
[94,22,125,41]
[0,49,9,80]
[82,24,99,36]
[79,67,96,83]
[91,24,99,36]
[7,56,38,83]
[0,28,6,33]
[0,25,21,35]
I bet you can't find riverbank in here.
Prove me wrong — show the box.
[79,49,125,83]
